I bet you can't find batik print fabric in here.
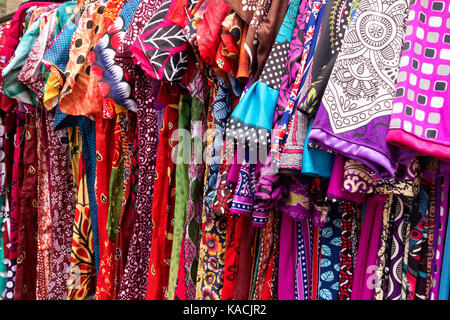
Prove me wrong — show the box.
[268,0,327,168]
[374,195,394,300]
[14,110,39,300]
[145,105,178,300]
[403,185,432,300]
[17,8,58,104]
[351,195,386,300]
[318,204,341,300]
[4,107,26,300]
[118,70,160,300]
[36,115,52,300]
[0,2,51,111]
[175,96,206,300]
[94,109,135,300]
[92,0,140,299]
[387,0,450,163]
[203,77,231,219]
[114,0,166,73]
[67,162,96,300]
[251,211,279,300]
[309,0,413,179]
[196,77,231,301]
[338,202,358,300]
[91,0,140,118]
[2,15,42,105]
[0,116,7,297]
[45,110,76,300]
[342,157,421,197]
[196,210,228,300]
[256,0,325,208]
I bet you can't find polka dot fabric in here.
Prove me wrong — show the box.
[259,42,290,91]
[58,0,125,116]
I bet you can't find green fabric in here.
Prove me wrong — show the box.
[167,95,192,300]
[1,17,41,105]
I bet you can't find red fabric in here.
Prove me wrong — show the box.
[196,0,230,67]
[114,122,138,295]
[14,111,38,300]
[234,216,255,299]
[261,252,274,300]
[2,111,15,258]
[311,226,321,300]
[94,116,116,299]
[221,217,242,300]
[166,0,189,27]
[145,106,178,300]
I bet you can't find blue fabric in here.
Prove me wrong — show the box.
[122,0,141,30]
[54,111,100,275]
[43,10,78,72]
[53,1,77,37]
[318,204,341,300]
[230,82,278,130]
[204,77,231,215]
[302,119,334,177]
[276,0,301,43]
[228,0,300,130]
[298,0,328,91]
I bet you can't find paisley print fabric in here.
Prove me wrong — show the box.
[309,0,413,178]
[35,116,52,300]
[144,105,178,300]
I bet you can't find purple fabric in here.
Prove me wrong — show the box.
[351,195,386,300]
[279,177,310,221]
[273,0,308,126]
[309,118,408,179]
[327,155,365,203]
[278,214,296,300]
[307,0,415,179]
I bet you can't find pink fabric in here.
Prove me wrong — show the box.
[277,214,296,300]
[351,195,386,300]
